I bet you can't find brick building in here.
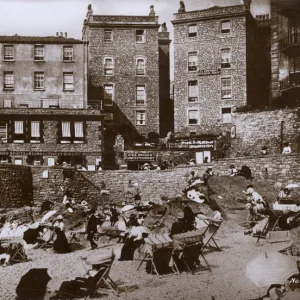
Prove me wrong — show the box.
[172,1,258,139]
[82,5,171,168]
[270,0,300,106]
[0,34,103,169]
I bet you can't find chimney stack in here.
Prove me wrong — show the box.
[64,32,68,38]
[149,5,155,16]
[56,32,59,37]
[243,0,251,10]
[178,1,186,13]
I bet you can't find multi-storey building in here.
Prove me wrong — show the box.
[270,0,300,106]
[0,34,103,168]
[82,5,171,168]
[172,1,258,139]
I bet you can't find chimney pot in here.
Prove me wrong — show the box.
[243,0,251,10]
[56,32,59,37]
[64,32,67,38]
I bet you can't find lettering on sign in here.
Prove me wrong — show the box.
[170,140,214,149]
[125,152,156,161]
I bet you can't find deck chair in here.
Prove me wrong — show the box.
[6,243,28,265]
[264,231,294,255]
[75,252,118,299]
[255,210,280,245]
[37,229,55,249]
[200,221,222,252]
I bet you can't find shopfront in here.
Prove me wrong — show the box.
[124,151,157,170]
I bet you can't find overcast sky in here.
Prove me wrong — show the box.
[0,0,270,77]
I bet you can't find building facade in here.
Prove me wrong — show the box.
[0,34,103,169]
[270,0,300,106]
[172,1,257,138]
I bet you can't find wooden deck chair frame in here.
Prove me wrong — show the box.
[36,229,55,249]
[255,211,280,245]
[180,242,212,274]
[200,221,222,252]
[75,256,118,299]
[6,243,27,265]
[137,247,179,277]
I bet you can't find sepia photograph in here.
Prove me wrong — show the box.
[0,0,300,299]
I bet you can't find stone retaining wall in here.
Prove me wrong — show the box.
[0,165,33,208]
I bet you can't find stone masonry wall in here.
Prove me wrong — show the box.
[0,165,33,208]
[173,14,247,137]
[230,109,300,157]
[31,153,300,205]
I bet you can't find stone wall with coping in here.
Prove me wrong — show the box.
[230,109,300,157]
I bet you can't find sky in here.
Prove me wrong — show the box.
[0,0,270,77]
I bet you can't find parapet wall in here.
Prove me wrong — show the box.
[0,165,33,208]
[2,153,298,208]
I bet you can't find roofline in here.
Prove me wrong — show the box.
[87,22,161,29]
[0,37,84,44]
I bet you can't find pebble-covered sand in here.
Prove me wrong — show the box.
[0,212,270,300]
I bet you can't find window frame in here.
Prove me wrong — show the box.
[188,51,198,72]
[13,120,25,143]
[136,57,146,76]
[63,46,74,61]
[3,45,14,61]
[30,121,42,143]
[221,107,232,124]
[103,57,114,76]
[187,108,200,126]
[221,20,231,34]
[60,121,86,144]
[63,72,74,91]
[188,80,199,102]
[188,24,198,38]
[34,72,45,90]
[104,29,113,42]
[0,121,7,143]
[136,109,146,126]
[136,85,146,106]
[103,84,114,106]
[34,45,45,61]
[3,71,14,90]
[136,29,146,44]
[221,48,232,68]
[221,77,232,99]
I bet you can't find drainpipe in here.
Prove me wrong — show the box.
[280,121,284,152]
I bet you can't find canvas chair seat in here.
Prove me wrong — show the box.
[6,242,27,265]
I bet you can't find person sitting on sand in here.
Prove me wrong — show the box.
[229,165,238,176]
[278,188,291,201]
[62,191,76,213]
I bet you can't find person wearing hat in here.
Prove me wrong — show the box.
[181,200,195,231]
[110,205,119,227]
[86,208,98,250]
[229,165,238,176]
[170,212,186,238]
[53,215,65,231]
[52,215,71,254]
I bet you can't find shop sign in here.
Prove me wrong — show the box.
[0,151,101,156]
[170,140,214,149]
[125,152,156,161]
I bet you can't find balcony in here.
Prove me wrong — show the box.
[279,33,300,55]
[0,99,100,110]
[280,73,300,91]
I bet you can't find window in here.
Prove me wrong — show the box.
[188,52,198,72]
[188,109,199,125]
[74,122,84,138]
[4,45,14,61]
[136,110,146,125]
[4,71,14,89]
[188,80,198,102]
[63,46,73,61]
[60,121,85,143]
[222,107,232,123]
[221,20,231,34]
[221,77,232,99]
[14,121,24,143]
[104,57,114,75]
[34,45,44,61]
[136,58,145,75]
[188,25,197,37]
[103,84,114,106]
[34,72,44,90]
[14,158,23,165]
[63,73,74,90]
[62,122,71,138]
[136,86,146,106]
[136,30,146,43]
[104,29,113,42]
[221,48,231,68]
[0,121,7,143]
[30,121,41,142]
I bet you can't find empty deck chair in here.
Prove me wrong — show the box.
[264,231,293,255]
[6,243,28,265]
[201,221,223,252]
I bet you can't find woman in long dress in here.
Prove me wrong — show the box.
[52,216,71,254]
